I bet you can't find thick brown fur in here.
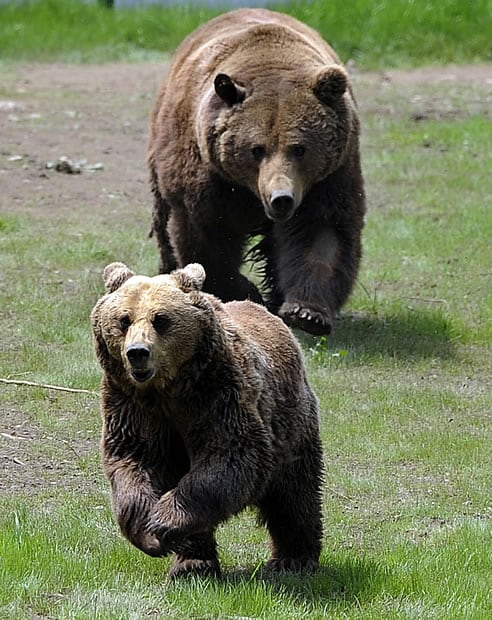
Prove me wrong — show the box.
[148,8,366,335]
[91,262,323,578]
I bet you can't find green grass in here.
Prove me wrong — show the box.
[1,499,490,618]
[0,0,491,67]
[0,33,491,620]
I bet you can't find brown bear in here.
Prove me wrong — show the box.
[91,261,324,578]
[148,8,366,336]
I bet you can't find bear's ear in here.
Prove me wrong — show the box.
[214,73,246,106]
[171,263,206,292]
[103,262,135,293]
[313,66,348,105]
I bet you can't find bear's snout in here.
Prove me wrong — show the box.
[126,343,155,383]
[268,190,295,222]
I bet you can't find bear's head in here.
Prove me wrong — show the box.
[200,65,355,223]
[91,262,218,390]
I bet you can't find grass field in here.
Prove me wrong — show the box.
[0,0,491,67]
[0,3,491,618]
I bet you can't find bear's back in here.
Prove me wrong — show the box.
[165,8,340,90]
[223,299,303,368]
[176,8,336,56]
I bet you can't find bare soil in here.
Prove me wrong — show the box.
[1,62,491,494]
[1,62,490,221]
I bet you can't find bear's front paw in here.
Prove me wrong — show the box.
[146,517,183,555]
[133,530,166,557]
[279,302,332,336]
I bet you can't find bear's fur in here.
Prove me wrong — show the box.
[148,8,366,336]
[91,261,323,578]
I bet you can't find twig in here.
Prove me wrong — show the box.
[326,485,355,503]
[402,296,449,306]
[61,438,84,460]
[1,432,30,441]
[0,377,96,395]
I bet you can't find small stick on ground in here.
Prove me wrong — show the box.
[0,377,96,395]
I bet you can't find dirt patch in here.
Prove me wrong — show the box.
[1,62,490,222]
[363,63,492,86]
[0,63,166,223]
[354,63,492,121]
[0,395,100,495]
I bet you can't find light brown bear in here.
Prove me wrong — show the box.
[91,261,323,578]
[148,8,366,336]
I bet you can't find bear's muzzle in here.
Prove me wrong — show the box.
[126,343,155,383]
[267,190,296,222]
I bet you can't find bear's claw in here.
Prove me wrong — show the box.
[169,558,221,579]
[264,557,320,574]
[146,521,183,553]
[279,302,332,336]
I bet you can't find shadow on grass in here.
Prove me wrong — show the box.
[298,309,458,362]
[221,555,389,609]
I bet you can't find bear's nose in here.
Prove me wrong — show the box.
[270,190,295,220]
[126,343,151,369]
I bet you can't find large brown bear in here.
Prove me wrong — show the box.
[91,261,323,578]
[148,8,366,336]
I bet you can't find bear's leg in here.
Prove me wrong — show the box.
[150,169,177,274]
[168,531,221,579]
[269,223,362,335]
[170,218,264,304]
[258,447,323,573]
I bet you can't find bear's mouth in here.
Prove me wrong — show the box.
[130,368,156,383]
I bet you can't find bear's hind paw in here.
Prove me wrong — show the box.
[264,557,319,575]
[169,557,221,579]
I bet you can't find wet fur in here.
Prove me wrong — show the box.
[92,263,324,578]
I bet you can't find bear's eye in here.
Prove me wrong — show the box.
[119,315,131,333]
[291,144,306,159]
[153,313,171,335]
[251,145,266,162]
